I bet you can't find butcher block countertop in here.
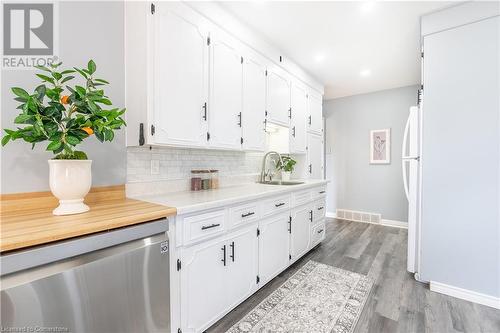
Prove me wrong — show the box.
[0,185,176,253]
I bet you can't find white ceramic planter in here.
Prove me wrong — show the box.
[48,160,92,216]
[281,171,291,181]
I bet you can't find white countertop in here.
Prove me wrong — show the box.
[130,180,328,215]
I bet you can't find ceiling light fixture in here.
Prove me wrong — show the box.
[360,69,371,77]
[360,1,375,13]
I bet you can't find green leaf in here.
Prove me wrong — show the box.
[35,65,51,72]
[61,69,76,75]
[87,60,96,74]
[36,74,55,84]
[94,78,109,84]
[73,151,88,160]
[14,114,32,124]
[46,140,62,151]
[12,87,30,99]
[51,72,62,80]
[60,76,74,84]
[65,135,80,146]
[75,86,86,97]
[94,129,104,142]
[1,135,11,146]
[95,98,112,105]
[73,67,88,79]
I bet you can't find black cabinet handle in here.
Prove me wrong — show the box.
[317,229,324,234]
[309,210,313,222]
[202,102,207,121]
[292,126,296,137]
[201,223,220,230]
[288,216,292,234]
[230,241,235,262]
[309,164,312,174]
[241,212,255,218]
[319,190,326,194]
[308,115,312,125]
[221,245,226,266]
[275,202,285,207]
[237,112,242,127]
[317,207,324,211]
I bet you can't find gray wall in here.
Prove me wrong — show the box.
[1,2,126,194]
[323,85,419,222]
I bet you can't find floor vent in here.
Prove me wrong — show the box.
[336,209,382,224]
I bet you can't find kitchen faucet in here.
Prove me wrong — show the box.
[260,151,283,183]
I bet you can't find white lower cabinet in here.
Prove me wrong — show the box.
[176,186,326,333]
[258,213,290,285]
[290,204,313,261]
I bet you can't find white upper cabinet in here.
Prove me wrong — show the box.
[266,66,291,126]
[208,29,243,150]
[307,90,323,134]
[241,52,267,151]
[289,80,308,154]
[307,133,324,179]
[152,3,209,147]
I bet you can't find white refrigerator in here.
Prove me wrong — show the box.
[402,105,422,280]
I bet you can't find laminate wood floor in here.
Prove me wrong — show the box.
[207,218,500,333]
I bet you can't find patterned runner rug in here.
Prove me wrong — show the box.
[226,261,373,333]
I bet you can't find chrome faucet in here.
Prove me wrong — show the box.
[260,151,283,183]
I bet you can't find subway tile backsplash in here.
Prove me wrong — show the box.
[126,146,263,196]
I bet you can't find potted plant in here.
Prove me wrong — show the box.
[2,60,126,215]
[276,156,297,181]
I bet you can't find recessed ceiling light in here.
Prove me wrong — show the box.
[360,69,371,77]
[314,54,325,63]
[360,1,375,13]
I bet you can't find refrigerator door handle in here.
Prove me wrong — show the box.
[402,113,411,201]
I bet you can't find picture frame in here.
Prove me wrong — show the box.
[370,129,391,164]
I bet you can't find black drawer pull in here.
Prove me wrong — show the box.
[309,210,313,222]
[319,191,326,194]
[221,245,226,266]
[275,202,285,207]
[230,241,235,262]
[317,207,324,211]
[317,229,324,234]
[241,212,255,218]
[201,223,220,230]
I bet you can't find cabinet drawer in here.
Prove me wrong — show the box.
[291,190,312,207]
[229,202,260,228]
[313,200,326,222]
[261,194,290,218]
[183,209,225,244]
[311,221,326,247]
[311,186,327,200]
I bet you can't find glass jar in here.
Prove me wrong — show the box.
[190,170,202,191]
[210,170,219,189]
[201,170,211,190]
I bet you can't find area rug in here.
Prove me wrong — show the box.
[226,261,373,333]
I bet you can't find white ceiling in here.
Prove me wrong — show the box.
[219,1,451,100]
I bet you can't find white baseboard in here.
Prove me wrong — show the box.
[326,212,336,218]
[380,219,408,229]
[430,281,500,309]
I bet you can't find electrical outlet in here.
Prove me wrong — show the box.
[151,160,160,175]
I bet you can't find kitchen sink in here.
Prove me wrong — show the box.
[258,180,305,186]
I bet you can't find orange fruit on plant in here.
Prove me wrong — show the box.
[82,127,94,135]
[60,95,70,104]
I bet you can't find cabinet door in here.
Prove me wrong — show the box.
[258,213,290,285]
[266,67,291,126]
[226,225,259,310]
[308,91,323,134]
[208,30,242,149]
[290,81,308,154]
[242,54,267,151]
[307,133,324,179]
[290,204,312,260]
[153,4,208,147]
[180,236,228,332]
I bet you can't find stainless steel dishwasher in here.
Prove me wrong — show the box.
[0,219,170,333]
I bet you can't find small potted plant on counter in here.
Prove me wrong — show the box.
[276,156,297,181]
[2,60,126,215]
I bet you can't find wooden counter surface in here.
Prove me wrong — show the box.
[0,185,176,253]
